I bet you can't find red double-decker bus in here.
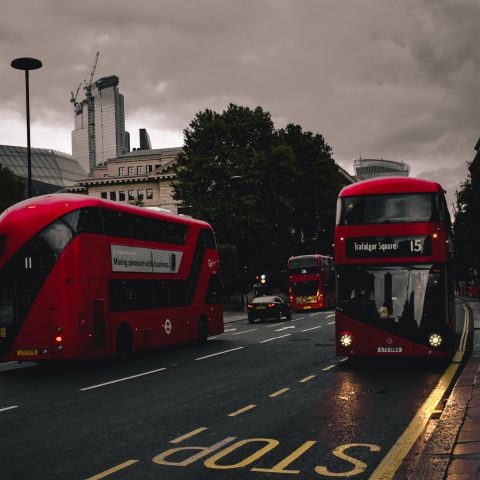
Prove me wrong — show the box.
[288,254,335,311]
[0,194,223,362]
[334,177,455,357]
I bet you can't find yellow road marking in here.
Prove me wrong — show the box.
[300,375,316,383]
[85,460,139,480]
[228,404,256,417]
[270,388,290,397]
[370,306,470,480]
[170,427,208,444]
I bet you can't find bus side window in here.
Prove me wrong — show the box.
[79,207,103,234]
[104,210,132,238]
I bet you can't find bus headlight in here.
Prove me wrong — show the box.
[340,332,353,347]
[428,333,443,347]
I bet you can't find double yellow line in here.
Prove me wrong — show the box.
[370,304,470,479]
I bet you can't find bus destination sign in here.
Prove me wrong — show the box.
[346,235,432,258]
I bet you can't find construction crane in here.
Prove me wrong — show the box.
[70,81,82,105]
[84,51,99,172]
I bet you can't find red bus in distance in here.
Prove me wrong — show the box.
[334,177,455,357]
[0,194,223,362]
[288,254,335,311]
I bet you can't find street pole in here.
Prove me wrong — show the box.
[11,57,42,198]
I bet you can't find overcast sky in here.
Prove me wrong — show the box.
[1,0,479,208]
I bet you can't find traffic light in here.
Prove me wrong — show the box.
[260,274,267,285]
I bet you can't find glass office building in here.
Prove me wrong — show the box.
[353,158,410,180]
[0,145,87,197]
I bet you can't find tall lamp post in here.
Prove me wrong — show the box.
[11,57,42,198]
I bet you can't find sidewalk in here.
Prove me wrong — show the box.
[223,309,248,325]
[400,299,480,479]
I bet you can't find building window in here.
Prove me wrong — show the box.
[110,191,116,201]
[128,166,135,176]
[137,165,144,175]
[128,190,135,201]
[119,191,126,201]
[104,174,108,177]
[101,192,107,199]
[137,190,144,202]
[146,189,153,200]
[146,165,153,173]
[119,167,125,176]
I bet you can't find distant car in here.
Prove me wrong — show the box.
[247,295,291,323]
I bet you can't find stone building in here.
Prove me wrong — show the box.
[64,147,183,213]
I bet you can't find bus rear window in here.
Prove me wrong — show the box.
[337,193,435,225]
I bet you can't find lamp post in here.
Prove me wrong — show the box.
[11,57,42,198]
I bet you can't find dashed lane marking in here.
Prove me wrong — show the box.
[80,368,167,391]
[228,405,256,417]
[170,427,208,444]
[196,347,245,361]
[299,375,316,383]
[269,388,290,397]
[325,313,335,318]
[327,321,335,325]
[322,365,336,371]
[232,329,258,335]
[259,334,291,343]
[85,460,139,480]
[0,405,19,413]
[301,325,323,332]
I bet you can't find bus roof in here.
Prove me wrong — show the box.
[339,177,444,197]
[0,193,211,228]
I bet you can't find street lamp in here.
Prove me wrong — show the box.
[11,57,42,198]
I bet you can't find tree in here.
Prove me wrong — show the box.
[278,123,348,254]
[0,164,25,213]
[453,174,479,286]
[173,103,348,293]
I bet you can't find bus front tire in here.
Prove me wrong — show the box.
[116,324,133,359]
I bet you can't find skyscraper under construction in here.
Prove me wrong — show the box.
[71,75,130,173]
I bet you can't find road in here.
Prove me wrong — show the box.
[0,300,469,480]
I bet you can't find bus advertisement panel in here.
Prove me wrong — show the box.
[288,254,335,311]
[334,177,455,357]
[0,194,223,362]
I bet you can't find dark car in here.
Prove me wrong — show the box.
[247,295,291,323]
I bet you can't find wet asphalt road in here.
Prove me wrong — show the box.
[0,301,468,480]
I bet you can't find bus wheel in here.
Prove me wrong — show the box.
[198,315,209,343]
[116,324,133,359]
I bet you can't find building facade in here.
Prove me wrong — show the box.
[64,147,183,213]
[353,158,410,180]
[0,144,87,197]
[72,75,130,173]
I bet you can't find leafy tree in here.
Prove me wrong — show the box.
[173,104,348,292]
[0,164,25,213]
[453,174,479,285]
[278,123,348,254]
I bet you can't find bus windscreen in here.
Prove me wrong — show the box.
[337,193,435,225]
